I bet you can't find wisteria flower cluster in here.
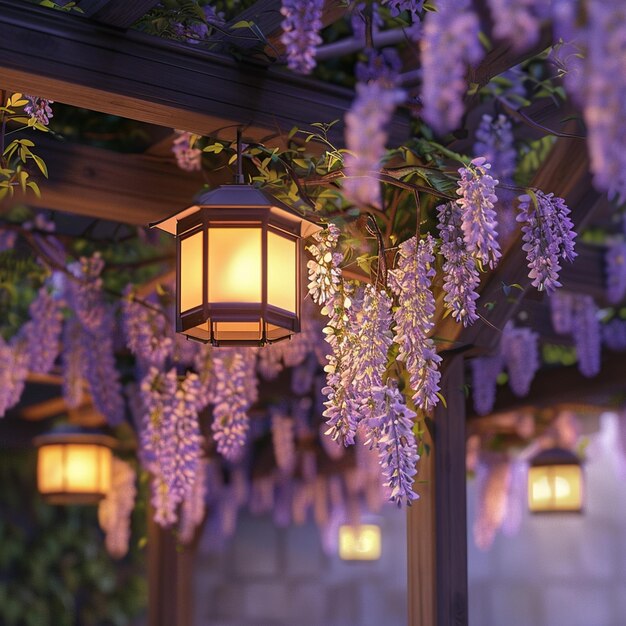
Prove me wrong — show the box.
[382,0,424,17]
[501,321,539,397]
[23,95,53,126]
[306,223,343,306]
[172,131,202,172]
[486,0,549,52]
[572,294,600,378]
[474,114,517,182]
[0,338,28,419]
[280,0,323,75]
[271,408,297,475]
[179,460,208,544]
[471,353,503,416]
[605,241,626,304]
[517,190,577,292]
[437,201,481,326]
[140,367,202,526]
[420,0,483,134]
[389,234,441,411]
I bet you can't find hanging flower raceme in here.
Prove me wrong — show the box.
[517,190,577,292]
[602,318,626,351]
[280,0,323,75]
[21,285,63,375]
[471,353,503,416]
[0,338,28,418]
[605,241,626,304]
[306,223,343,306]
[420,0,483,133]
[140,367,202,526]
[179,460,208,544]
[474,114,517,182]
[271,408,297,475]
[367,383,419,506]
[572,294,600,378]
[501,321,539,397]
[211,349,254,462]
[61,318,85,409]
[485,0,549,52]
[549,289,575,334]
[456,158,501,270]
[172,131,202,172]
[389,234,441,411]
[66,253,106,333]
[98,458,137,559]
[437,202,481,326]
[382,0,424,17]
[23,95,53,126]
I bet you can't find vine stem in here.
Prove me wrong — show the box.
[0,89,7,166]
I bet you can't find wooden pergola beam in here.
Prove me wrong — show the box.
[0,1,409,144]
[90,0,160,29]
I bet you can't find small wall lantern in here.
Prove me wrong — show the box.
[34,430,116,505]
[528,448,583,513]
[338,524,382,561]
[152,184,320,346]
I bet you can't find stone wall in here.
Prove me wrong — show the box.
[192,507,407,626]
[468,413,626,626]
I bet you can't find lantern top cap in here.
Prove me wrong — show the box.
[150,184,323,238]
[530,447,581,467]
[34,428,117,449]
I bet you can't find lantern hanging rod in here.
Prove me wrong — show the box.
[236,127,244,185]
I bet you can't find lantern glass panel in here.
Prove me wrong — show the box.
[528,464,582,512]
[38,443,112,497]
[212,321,262,342]
[208,227,261,303]
[180,231,204,312]
[268,231,296,313]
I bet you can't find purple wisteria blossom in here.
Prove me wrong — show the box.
[549,289,575,334]
[122,286,173,369]
[516,190,577,292]
[0,230,16,252]
[211,349,253,461]
[61,318,85,409]
[382,0,424,17]
[21,286,63,374]
[66,253,106,333]
[437,202,481,326]
[605,241,626,304]
[502,321,539,397]
[140,367,202,526]
[98,458,136,559]
[572,294,600,378]
[474,114,516,182]
[456,158,501,270]
[23,95,53,126]
[368,383,419,506]
[172,131,202,172]
[486,0,549,52]
[280,0,323,75]
[602,318,626,351]
[389,234,441,411]
[179,460,208,544]
[342,78,405,209]
[0,338,28,418]
[306,223,343,306]
[420,0,483,133]
[471,353,503,416]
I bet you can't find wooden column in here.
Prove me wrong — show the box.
[147,515,196,626]
[408,355,468,626]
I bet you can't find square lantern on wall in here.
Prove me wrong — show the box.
[151,185,321,346]
[34,430,116,505]
[528,447,583,513]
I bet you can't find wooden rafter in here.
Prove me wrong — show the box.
[0,1,409,144]
[89,0,161,29]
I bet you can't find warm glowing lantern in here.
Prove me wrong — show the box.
[338,524,382,561]
[528,448,583,513]
[34,431,116,504]
[151,184,321,346]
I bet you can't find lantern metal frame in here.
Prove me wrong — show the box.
[150,138,322,346]
[528,447,584,514]
[33,430,117,505]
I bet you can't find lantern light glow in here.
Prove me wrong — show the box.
[528,448,583,513]
[338,524,382,561]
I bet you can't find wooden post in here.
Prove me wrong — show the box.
[147,515,195,626]
[408,355,468,626]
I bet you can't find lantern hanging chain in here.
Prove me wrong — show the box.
[236,127,244,184]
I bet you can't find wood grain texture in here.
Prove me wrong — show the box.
[0,2,409,144]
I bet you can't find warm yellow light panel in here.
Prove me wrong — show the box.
[180,231,204,312]
[267,231,296,313]
[208,228,261,303]
[338,524,382,561]
[213,321,262,342]
[528,464,582,512]
[38,443,112,498]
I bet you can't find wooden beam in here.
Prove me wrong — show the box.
[408,356,468,626]
[0,2,410,144]
[1,136,204,225]
[90,0,160,29]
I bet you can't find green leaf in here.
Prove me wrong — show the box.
[32,154,48,178]
[230,20,253,29]
[435,392,447,408]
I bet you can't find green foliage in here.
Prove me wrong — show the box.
[0,450,147,626]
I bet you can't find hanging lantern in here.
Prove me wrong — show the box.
[338,524,382,561]
[527,448,583,513]
[151,134,321,346]
[34,430,116,505]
